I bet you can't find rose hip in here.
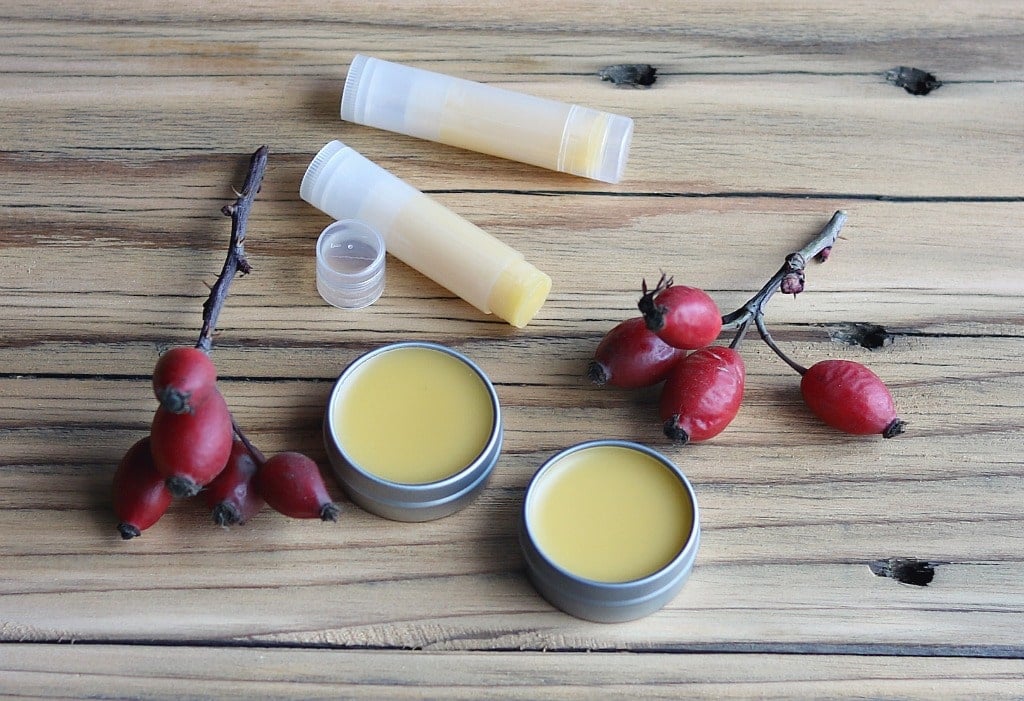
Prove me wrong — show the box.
[659,346,745,443]
[800,359,906,437]
[152,346,217,414]
[204,439,265,526]
[588,317,686,388]
[150,388,233,498]
[638,275,722,350]
[255,452,340,521]
[112,437,172,540]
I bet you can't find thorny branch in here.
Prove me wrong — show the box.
[196,145,269,353]
[192,146,269,458]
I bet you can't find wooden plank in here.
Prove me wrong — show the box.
[1,15,1022,195]
[1,200,1021,348]
[6,71,1021,196]
[4,646,1024,699]
[3,0,1022,50]
[1,364,1022,649]
[2,554,1023,651]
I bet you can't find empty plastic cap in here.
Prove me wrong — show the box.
[316,220,386,309]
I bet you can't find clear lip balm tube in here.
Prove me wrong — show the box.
[341,54,634,184]
[300,140,552,328]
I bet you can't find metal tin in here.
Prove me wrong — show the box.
[519,440,701,623]
[324,342,502,522]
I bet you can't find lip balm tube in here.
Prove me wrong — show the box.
[300,140,552,328]
[340,54,634,184]
[324,342,502,521]
[519,440,700,622]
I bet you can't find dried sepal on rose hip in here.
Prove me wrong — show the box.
[255,452,341,522]
[799,359,906,438]
[638,274,722,350]
[112,437,173,540]
[588,317,686,388]
[659,346,745,444]
[204,438,265,526]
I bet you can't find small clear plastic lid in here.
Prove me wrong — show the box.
[315,220,386,309]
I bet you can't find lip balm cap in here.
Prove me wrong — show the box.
[560,107,634,184]
[315,220,386,309]
[341,54,446,141]
[593,113,634,185]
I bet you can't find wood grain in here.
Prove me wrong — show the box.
[5,646,1024,700]
[1,0,1022,697]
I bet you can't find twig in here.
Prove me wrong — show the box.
[719,210,846,370]
[755,311,807,375]
[193,146,269,454]
[232,417,266,464]
[721,210,846,332]
[196,145,269,353]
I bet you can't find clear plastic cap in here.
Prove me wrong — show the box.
[560,107,634,184]
[594,113,634,184]
[316,220,386,309]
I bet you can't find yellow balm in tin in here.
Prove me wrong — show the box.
[333,345,494,484]
[520,441,700,622]
[527,444,693,583]
[325,342,502,521]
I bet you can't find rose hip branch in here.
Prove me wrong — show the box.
[590,210,905,443]
[113,148,341,540]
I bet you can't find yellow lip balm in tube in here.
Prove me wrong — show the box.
[341,54,634,184]
[300,141,552,328]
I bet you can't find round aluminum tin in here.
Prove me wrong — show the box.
[519,440,700,623]
[324,341,502,522]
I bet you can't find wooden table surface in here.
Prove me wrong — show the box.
[2,1,1023,698]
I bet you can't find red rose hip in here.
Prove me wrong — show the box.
[256,452,340,521]
[151,387,234,498]
[638,275,722,350]
[588,317,686,388]
[112,437,173,539]
[659,346,745,443]
[800,359,906,437]
[152,346,218,414]
[204,439,265,526]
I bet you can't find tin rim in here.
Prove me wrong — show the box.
[325,341,502,495]
[522,439,700,590]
